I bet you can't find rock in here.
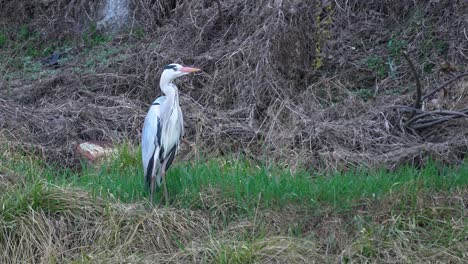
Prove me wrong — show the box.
[77,141,116,163]
[97,0,130,33]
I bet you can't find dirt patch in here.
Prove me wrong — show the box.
[0,0,467,168]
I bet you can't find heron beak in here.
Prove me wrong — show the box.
[180,66,201,73]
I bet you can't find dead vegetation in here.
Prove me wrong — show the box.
[0,0,467,169]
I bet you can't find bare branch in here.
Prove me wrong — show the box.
[408,109,468,130]
[389,105,468,131]
[402,52,423,110]
[404,112,432,127]
[412,114,467,130]
[428,109,468,116]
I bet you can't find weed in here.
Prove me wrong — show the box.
[353,88,374,100]
[21,56,41,73]
[82,45,128,74]
[314,3,333,71]
[422,35,448,56]
[0,31,7,48]
[18,25,29,40]
[83,24,111,46]
[365,55,386,78]
[423,61,435,73]
[433,40,447,54]
[387,36,408,58]
[132,26,146,39]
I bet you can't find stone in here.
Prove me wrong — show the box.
[97,0,130,33]
[77,141,116,163]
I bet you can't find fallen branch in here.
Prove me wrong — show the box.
[389,55,467,134]
[414,111,467,129]
[404,112,432,127]
[412,114,468,130]
[388,106,468,131]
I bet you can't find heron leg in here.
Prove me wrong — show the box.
[150,176,155,205]
[162,168,169,206]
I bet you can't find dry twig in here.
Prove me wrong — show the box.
[422,72,468,101]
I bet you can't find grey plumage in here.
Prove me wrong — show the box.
[141,64,200,204]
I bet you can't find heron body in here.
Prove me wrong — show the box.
[141,63,200,204]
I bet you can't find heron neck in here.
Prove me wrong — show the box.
[160,82,179,114]
[159,72,177,94]
[160,83,178,97]
[159,73,180,114]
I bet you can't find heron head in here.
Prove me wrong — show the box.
[161,63,200,82]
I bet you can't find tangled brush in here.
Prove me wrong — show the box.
[0,0,467,168]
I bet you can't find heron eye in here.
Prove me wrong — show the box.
[173,67,177,72]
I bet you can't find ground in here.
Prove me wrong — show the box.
[0,149,467,263]
[0,1,467,263]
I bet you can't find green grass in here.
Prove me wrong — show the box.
[0,146,466,263]
[2,145,146,202]
[2,145,466,211]
[169,158,466,212]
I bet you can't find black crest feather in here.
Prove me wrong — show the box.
[164,64,177,70]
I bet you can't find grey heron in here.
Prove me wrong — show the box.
[142,63,200,204]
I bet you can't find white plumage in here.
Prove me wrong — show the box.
[141,63,200,204]
[142,96,165,186]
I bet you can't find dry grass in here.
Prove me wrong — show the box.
[0,172,210,263]
[0,170,466,263]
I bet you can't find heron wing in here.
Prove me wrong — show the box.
[163,105,184,171]
[162,107,183,172]
[159,103,184,171]
[142,96,166,187]
[178,104,184,141]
